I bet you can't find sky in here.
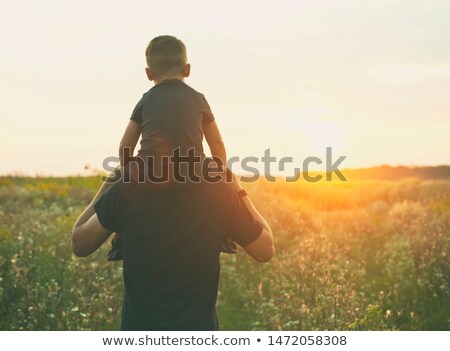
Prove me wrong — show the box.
[1,0,449,175]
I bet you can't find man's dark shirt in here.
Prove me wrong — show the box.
[130,78,215,159]
[94,178,263,330]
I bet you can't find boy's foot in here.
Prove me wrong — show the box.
[221,237,237,254]
[107,234,124,261]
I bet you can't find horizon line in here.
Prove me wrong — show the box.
[1,163,449,178]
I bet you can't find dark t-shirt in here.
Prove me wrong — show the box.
[94,178,263,331]
[130,79,215,159]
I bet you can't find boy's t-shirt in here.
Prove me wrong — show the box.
[130,78,215,160]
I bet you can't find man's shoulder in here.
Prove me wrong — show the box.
[194,177,235,205]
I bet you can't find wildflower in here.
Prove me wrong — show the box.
[385,309,392,318]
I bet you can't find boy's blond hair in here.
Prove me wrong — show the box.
[145,35,187,77]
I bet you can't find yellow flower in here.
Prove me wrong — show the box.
[385,309,392,318]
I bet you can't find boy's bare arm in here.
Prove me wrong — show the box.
[119,120,142,166]
[203,120,227,167]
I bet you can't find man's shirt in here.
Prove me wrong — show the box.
[94,178,263,330]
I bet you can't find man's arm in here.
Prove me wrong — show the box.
[71,181,115,257]
[231,174,275,263]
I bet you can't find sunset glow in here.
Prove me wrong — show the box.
[1,0,449,175]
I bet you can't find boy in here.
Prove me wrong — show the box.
[108,35,237,260]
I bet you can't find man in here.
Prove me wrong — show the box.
[71,167,274,330]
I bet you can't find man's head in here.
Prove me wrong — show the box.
[145,35,190,83]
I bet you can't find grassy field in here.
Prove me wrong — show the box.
[0,176,449,330]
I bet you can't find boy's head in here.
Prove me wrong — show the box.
[145,35,190,82]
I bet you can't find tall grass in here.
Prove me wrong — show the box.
[0,177,448,330]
